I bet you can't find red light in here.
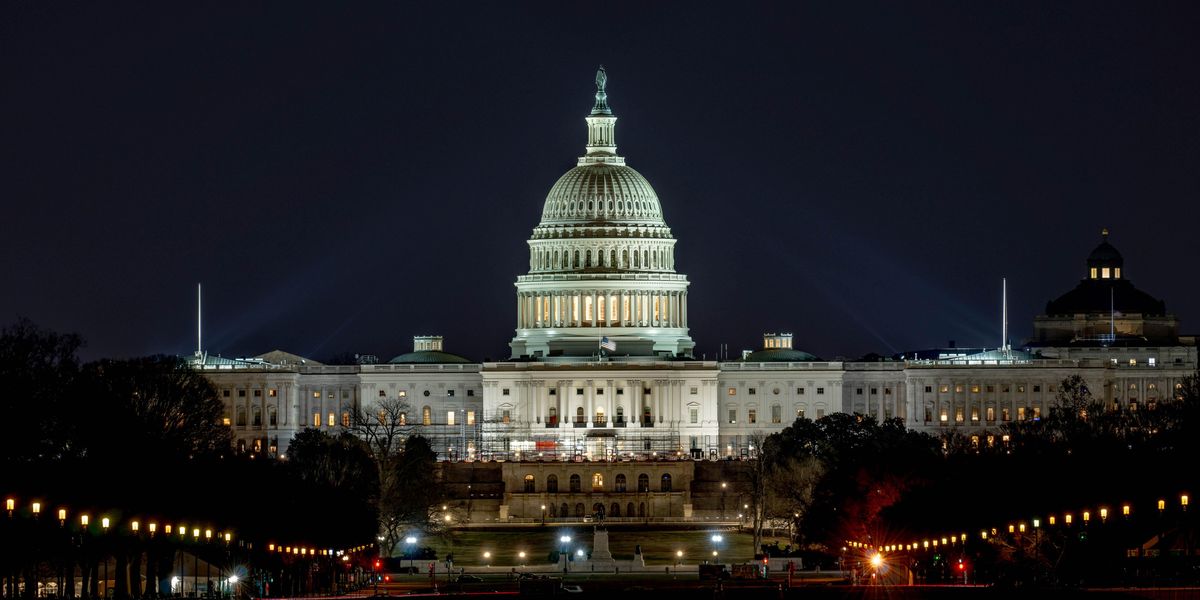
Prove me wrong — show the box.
[384,575,390,582]
[957,562,965,571]
[374,560,381,569]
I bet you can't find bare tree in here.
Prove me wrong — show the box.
[343,396,414,555]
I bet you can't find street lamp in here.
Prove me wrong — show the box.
[541,505,547,526]
[711,534,723,564]
[4,498,13,517]
[101,517,111,598]
[519,551,526,566]
[483,551,491,567]
[560,536,571,569]
[58,508,67,526]
[405,536,417,570]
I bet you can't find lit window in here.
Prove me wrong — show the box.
[328,412,335,427]
[797,408,806,418]
[502,410,511,424]
[727,387,737,396]
[748,409,757,424]
[970,385,980,393]
[771,405,782,424]
[422,406,432,425]
[955,408,964,423]
[467,411,475,425]
[269,389,276,397]
[1032,407,1041,419]
[1090,267,1098,279]
[940,385,949,393]
[341,412,350,427]
[1149,357,1157,367]
[939,409,948,423]
[398,390,407,398]
[1102,267,1110,278]
[1114,267,1121,278]
[1017,385,1025,393]
[222,417,231,426]
[955,385,964,393]
[1002,408,1011,421]
[986,407,995,421]
[447,411,456,426]
[1129,358,1137,366]
[1018,407,1027,421]
[971,408,979,422]
[313,413,320,427]
[728,409,737,424]
[312,391,320,399]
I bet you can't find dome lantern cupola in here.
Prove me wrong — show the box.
[1086,228,1124,280]
[582,65,621,165]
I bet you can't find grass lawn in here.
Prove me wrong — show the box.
[417,528,791,566]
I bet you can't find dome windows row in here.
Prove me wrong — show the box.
[543,198,660,221]
[530,244,674,273]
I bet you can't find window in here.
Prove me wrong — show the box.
[748,388,757,395]
[223,390,230,397]
[817,387,824,395]
[467,411,475,425]
[615,474,626,492]
[690,387,698,395]
[1149,357,1157,367]
[939,409,948,423]
[239,390,246,398]
[971,408,979,422]
[924,405,932,422]
[940,385,949,393]
[252,407,261,427]
[398,390,407,398]
[313,391,320,398]
[1090,267,1098,279]
[502,409,511,424]
[447,389,455,397]
[856,388,863,395]
[422,406,432,425]
[467,389,475,396]
[447,411,456,426]
[1032,407,1041,419]
[592,473,604,491]
[798,388,805,395]
[576,388,584,396]
[341,412,350,427]
[379,390,386,397]
[986,385,994,393]
[1017,385,1025,393]
[1017,407,1027,421]
[398,412,407,425]
[637,474,649,492]
[955,407,964,423]
[661,474,672,492]
[986,407,995,421]
[524,475,535,493]
[1129,358,1137,366]
[313,413,320,427]
[773,388,780,395]
[797,408,805,418]
[924,386,932,393]
[617,388,624,395]
[546,475,558,493]
[970,385,980,393]
[253,389,261,398]
[728,409,737,424]
[423,390,430,397]
[502,388,510,396]
[816,408,825,418]
[328,412,335,427]
[1102,267,1111,278]
[1033,385,1041,393]
[1002,408,1010,421]
[727,387,737,396]
[569,474,581,493]
[748,409,757,424]
[871,388,878,395]
[222,416,231,426]
[771,405,782,424]
[955,385,964,393]
[689,408,698,424]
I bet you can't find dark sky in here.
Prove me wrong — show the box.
[2,2,1198,362]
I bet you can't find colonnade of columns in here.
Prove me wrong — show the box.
[516,289,687,329]
[510,378,687,428]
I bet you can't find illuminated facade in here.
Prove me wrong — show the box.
[192,72,1196,462]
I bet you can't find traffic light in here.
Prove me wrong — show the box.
[384,575,390,582]
[957,559,966,571]
[374,559,381,570]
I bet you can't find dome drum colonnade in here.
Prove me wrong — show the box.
[510,66,694,358]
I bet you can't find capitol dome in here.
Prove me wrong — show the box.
[509,67,694,359]
[540,163,666,226]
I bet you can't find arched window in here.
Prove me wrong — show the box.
[611,503,621,517]
[570,474,581,493]
[575,503,585,518]
[576,406,585,424]
[585,249,592,267]
[549,504,557,517]
[236,407,246,426]
[616,406,625,424]
[592,473,604,491]
[637,474,649,493]
[548,406,558,425]
[592,503,604,517]
[574,250,580,268]
[610,249,617,267]
[422,406,432,425]
[633,251,639,268]
[523,474,535,493]
[627,502,635,517]
[638,502,646,517]
[560,503,569,517]
[267,406,277,426]
[547,474,558,493]
[622,249,629,267]
[661,474,672,492]
[252,406,261,427]
[615,474,627,492]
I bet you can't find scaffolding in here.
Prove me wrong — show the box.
[478,408,694,461]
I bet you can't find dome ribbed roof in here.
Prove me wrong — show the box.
[741,348,821,362]
[539,164,664,226]
[387,350,472,364]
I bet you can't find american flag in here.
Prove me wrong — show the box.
[599,336,616,352]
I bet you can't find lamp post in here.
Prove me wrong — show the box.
[711,534,723,565]
[101,517,111,599]
[560,536,571,570]
[405,536,417,571]
[541,505,547,526]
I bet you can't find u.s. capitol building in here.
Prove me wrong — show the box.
[193,68,1196,473]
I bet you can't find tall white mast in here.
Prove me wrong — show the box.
[196,283,202,358]
[1002,277,1009,357]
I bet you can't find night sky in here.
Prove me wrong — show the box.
[3,2,1198,363]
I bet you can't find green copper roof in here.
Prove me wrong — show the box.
[388,350,473,364]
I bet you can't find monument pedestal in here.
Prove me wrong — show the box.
[589,528,616,570]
